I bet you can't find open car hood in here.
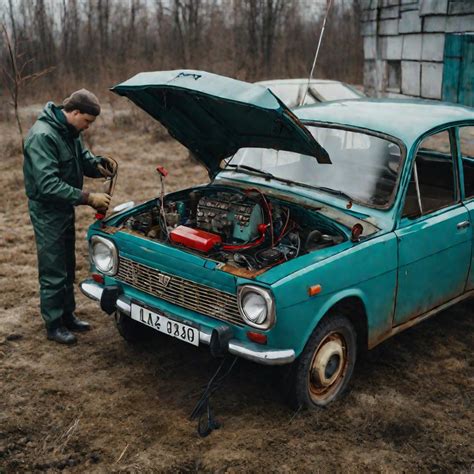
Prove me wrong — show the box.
[111,70,330,175]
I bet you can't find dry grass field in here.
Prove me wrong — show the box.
[0,105,473,472]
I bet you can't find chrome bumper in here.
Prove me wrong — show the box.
[80,280,295,366]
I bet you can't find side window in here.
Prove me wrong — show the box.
[459,126,474,199]
[402,130,457,218]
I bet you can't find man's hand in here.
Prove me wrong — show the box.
[88,192,111,211]
[97,156,118,178]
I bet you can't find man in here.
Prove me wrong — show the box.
[23,89,116,345]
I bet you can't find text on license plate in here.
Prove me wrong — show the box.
[130,303,199,347]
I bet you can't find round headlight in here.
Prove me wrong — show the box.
[238,285,275,329]
[242,292,267,324]
[90,236,118,275]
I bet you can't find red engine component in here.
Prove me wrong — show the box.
[170,226,222,252]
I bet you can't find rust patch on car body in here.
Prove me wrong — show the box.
[219,264,267,279]
[101,225,121,234]
[368,291,474,349]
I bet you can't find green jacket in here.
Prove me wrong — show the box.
[23,102,102,207]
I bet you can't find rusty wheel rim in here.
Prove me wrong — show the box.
[308,332,348,404]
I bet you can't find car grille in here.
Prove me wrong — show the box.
[116,256,244,326]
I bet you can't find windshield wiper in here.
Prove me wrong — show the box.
[313,186,354,203]
[226,164,300,187]
[226,164,276,181]
[225,164,354,203]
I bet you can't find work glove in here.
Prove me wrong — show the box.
[88,192,111,211]
[97,156,118,178]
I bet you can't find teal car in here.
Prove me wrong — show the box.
[81,70,474,408]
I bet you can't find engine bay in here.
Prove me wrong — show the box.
[120,186,345,272]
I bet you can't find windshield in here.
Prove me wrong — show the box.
[223,126,402,207]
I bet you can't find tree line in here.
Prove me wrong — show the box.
[1,0,363,103]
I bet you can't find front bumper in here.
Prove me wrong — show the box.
[80,280,295,366]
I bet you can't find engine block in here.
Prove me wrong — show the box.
[196,193,263,242]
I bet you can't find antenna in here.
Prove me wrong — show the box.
[299,0,334,107]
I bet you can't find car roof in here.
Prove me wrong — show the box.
[257,78,345,86]
[296,98,474,145]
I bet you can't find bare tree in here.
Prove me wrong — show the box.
[171,0,204,66]
[33,0,56,70]
[235,0,295,80]
[0,0,364,102]
[7,0,17,49]
[98,0,110,63]
[1,23,54,151]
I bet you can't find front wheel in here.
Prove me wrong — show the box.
[290,314,357,408]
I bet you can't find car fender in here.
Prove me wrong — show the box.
[298,288,368,356]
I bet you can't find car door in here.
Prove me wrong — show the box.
[459,124,474,290]
[393,128,472,326]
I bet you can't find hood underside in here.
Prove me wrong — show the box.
[111,70,330,175]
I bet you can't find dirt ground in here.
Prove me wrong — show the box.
[0,106,473,473]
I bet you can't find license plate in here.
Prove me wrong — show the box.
[130,303,199,347]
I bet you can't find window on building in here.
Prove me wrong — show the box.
[387,61,401,92]
[459,126,474,199]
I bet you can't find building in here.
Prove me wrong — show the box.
[360,0,474,106]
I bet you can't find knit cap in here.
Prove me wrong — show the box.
[63,89,101,116]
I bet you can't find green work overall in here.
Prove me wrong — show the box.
[23,102,102,327]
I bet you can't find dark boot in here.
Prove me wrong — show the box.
[63,313,91,332]
[46,319,77,345]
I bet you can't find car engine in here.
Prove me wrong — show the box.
[121,186,345,272]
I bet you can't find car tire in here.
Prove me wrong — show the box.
[289,314,357,409]
[115,311,152,343]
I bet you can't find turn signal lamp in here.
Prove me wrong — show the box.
[246,331,267,345]
[92,273,104,284]
[308,284,322,297]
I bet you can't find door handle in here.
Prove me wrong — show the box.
[457,220,471,230]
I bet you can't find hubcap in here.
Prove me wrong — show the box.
[309,333,347,402]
